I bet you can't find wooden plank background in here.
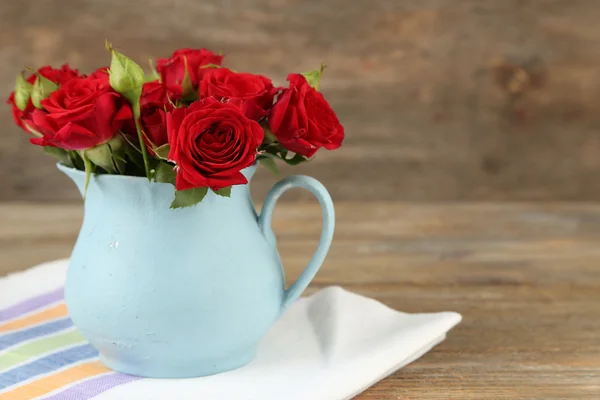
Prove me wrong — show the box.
[2,0,600,202]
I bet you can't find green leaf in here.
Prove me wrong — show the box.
[120,132,142,153]
[261,144,283,157]
[68,151,84,170]
[125,147,143,166]
[170,187,208,209]
[144,73,158,83]
[259,157,279,176]
[43,146,72,167]
[260,122,277,145]
[154,144,171,160]
[259,144,308,166]
[181,92,199,103]
[31,75,58,109]
[181,56,194,97]
[199,63,222,69]
[123,144,144,173]
[107,142,127,175]
[213,186,231,197]
[14,72,33,111]
[257,150,279,159]
[146,59,160,82]
[301,63,326,91]
[85,135,126,174]
[154,162,176,184]
[282,152,308,166]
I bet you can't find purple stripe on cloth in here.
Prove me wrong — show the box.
[0,288,64,323]
[41,372,140,400]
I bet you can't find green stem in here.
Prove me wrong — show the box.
[82,151,92,201]
[133,103,152,180]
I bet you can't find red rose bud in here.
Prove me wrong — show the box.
[29,77,133,151]
[106,44,153,178]
[156,48,223,99]
[141,106,171,152]
[268,73,344,158]
[107,44,145,105]
[166,98,263,190]
[199,68,277,120]
[140,81,169,108]
[139,81,172,153]
[300,63,325,91]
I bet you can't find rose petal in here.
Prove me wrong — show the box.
[52,122,98,150]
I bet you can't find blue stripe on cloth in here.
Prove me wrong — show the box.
[0,318,73,351]
[0,343,98,389]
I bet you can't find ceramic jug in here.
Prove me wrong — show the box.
[58,162,334,378]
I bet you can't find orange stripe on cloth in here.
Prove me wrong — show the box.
[0,361,109,400]
[0,304,68,333]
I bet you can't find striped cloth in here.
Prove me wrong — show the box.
[0,260,461,400]
[0,281,139,399]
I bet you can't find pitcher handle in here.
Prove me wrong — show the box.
[258,175,335,312]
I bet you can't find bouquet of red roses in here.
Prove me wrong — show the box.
[7,43,344,208]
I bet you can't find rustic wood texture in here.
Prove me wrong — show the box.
[2,202,599,398]
[2,1,600,201]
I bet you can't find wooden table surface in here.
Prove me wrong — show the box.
[1,202,599,399]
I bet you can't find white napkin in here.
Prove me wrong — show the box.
[0,260,461,400]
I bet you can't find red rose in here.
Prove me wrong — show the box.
[269,73,344,157]
[167,98,263,190]
[142,107,170,150]
[38,64,80,85]
[199,68,277,120]
[89,66,109,81]
[140,81,168,108]
[29,77,132,150]
[139,81,171,150]
[156,48,223,98]
[7,64,80,133]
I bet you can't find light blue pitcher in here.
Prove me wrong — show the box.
[58,163,334,378]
